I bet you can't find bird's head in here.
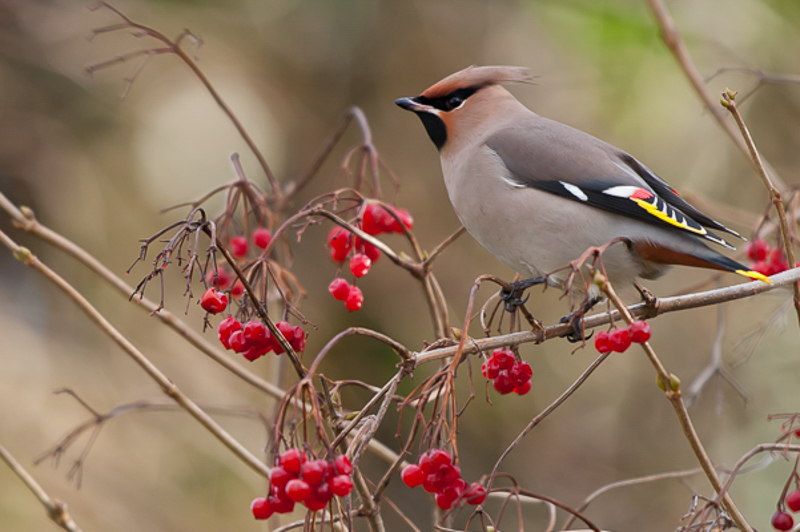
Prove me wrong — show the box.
[395,65,531,151]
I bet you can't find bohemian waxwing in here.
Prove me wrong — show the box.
[395,65,769,300]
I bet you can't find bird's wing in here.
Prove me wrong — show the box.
[485,119,739,250]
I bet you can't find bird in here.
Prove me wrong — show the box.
[395,65,769,316]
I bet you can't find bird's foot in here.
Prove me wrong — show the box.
[500,277,546,313]
[559,296,601,343]
[634,282,660,312]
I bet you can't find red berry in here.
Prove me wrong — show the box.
[252,227,272,250]
[419,449,450,475]
[345,286,364,311]
[200,288,228,314]
[428,449,452,471]
[242,346,263,361]
[509,361,533,385]
[362,204,393,235]
[608,328,632,353]
[388,207,413,233]
[418,452,434,474]
[493,371,515,395]
[280,448,305,474]
[206,268,233,290]
[401,464,425,487]
[435,463,460,485]
[243,320,267,344]
[787,490,800,513]
[333,454,353,475]
[435,491,456,510]
[301,459,328,485]
[772,510,794,531]
[270,491,295,514]
[594,330,611,353]
[271,321,296,354]
[269,466,294,490]
[770,247,787,265]
[483,357,501,380]
[313,481,333,503]
[422,473,439,493]
[285,479,312,502]
[772,260,790,274]
[491,349,515,371]
[230,279,244,298]
[304,493,328,511]
[228,330,248,353]
[349,253,372,277]
[230,235,249,258]
[217,316,241,349]
[465,483,487,505]
[628,320,651,343]
[751,260,772,276]
[331,474,354,496]
[361,240,381,262]
[289,325,306,353]
[329,277,351,301]
[514,381,532,395]
[250,497,274,520]
[746,239,770,261]
[327,227,353,263]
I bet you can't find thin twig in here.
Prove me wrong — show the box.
[487,350,612,491]
[91,2,281,200]
[721,89,800,327]
[0,444,84,532]
[562,467,702,529]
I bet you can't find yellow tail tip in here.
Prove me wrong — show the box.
[736,269,773,285]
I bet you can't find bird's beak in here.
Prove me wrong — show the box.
[395,97,432,113]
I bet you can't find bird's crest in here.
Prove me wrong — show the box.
[421,66,531,99]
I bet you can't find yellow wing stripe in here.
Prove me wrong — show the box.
[736,269,772,284]
[631,198,707,236]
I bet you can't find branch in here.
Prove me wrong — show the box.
[0,230,271,479]
[0,193,286,399]
[0,443,84,532]
[414,266,800,364]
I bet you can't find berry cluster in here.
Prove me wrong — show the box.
[772,490,800,531]
[326,204,413,312]
[251,449,355,519]
[400,449,487,510]
[481,348,532,396]
[328,277,364,312]
[594,320,651,354]
[201,227,276,314]
[747,239,796,277]
[218,316,306,361]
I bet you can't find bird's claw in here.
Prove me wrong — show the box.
[559,313,592,343]
[558,296,602,343]
[499,277,545,313]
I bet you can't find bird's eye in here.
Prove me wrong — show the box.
[447,96,463,110]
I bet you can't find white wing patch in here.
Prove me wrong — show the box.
[603,185,641,198]
[559,181,588,201]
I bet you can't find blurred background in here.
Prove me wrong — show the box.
[1,0,799,530]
